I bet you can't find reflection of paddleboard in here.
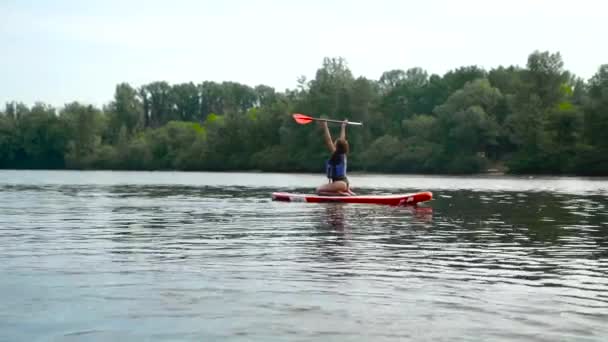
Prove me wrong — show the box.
[271,192,432,206]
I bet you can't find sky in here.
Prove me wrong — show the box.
[1,0,606,108]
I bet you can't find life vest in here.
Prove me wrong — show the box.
[326,154,347,180]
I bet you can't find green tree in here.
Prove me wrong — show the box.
[171,82,200,122]
[377,68,431,134]
[105,83,141,143]
[544,102,583,172]
[506,51,575,173]
[61,102,104,168]
[0,109,19,167]
[254,85,278,108]
[141,81,173,127]
[575,65,608,174]
[199,81,226,119]
[584,65,608,148]
[400,114,443,172]
[379,69,406,93]
[443,65,487,93]
[435,79,502,160]
[306,57,355,118]
[20,103,67,168]
[221,82,257,114]
[524,51,570,108]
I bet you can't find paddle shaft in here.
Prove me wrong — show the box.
[311,117,363,126]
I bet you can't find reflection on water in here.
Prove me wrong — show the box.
[0,171,607,341]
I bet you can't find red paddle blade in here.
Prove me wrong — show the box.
[292,113,314,124]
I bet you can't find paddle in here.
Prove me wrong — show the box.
[292,113,363,126]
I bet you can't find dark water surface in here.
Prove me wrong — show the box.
[1,170,607,341]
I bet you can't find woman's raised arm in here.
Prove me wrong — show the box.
[340,119,347,140]
[321,121,335,153]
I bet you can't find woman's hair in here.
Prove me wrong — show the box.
[335,139,349,154]
[330,138,349,163]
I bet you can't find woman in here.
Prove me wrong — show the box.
[316,120,356,196]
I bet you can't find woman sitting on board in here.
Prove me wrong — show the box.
[316,120,356,196]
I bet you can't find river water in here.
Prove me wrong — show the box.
[1,170,607,341]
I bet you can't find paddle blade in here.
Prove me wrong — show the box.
[292,113,314,125]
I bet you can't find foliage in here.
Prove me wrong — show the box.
[1,51,607,175]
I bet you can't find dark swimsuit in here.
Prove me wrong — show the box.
[332,175,349,186]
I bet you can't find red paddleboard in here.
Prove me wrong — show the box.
[271,191,432,206]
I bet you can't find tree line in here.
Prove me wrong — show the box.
[1,51,607,175]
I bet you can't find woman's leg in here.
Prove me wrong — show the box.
[344,180,356,195]
[316,181,349,195]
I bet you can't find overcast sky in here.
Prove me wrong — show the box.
[1,0,606,108]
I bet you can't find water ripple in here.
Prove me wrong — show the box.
[1,172,608,341]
